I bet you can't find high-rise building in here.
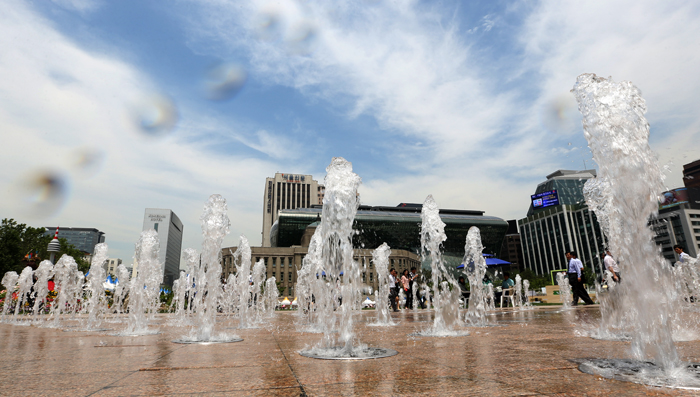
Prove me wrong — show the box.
[43,227,105,255]
[500,220,524,273]
[683,159,700,189]
[518,170,607,277]
[261,173,324,247]
[142,209,184,287]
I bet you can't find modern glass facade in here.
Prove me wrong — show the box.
[142,209,183,288]
[519,170,607,277]
[519,204,607,276]
[43,227,105,255]
[270,205,509,268]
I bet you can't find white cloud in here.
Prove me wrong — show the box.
[0,1,281,260]
[520,1,700,188]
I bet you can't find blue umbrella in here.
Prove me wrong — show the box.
[457,257,511,269]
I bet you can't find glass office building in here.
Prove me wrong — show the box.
[518,170,608,277]
[43,227,105,255]
[142,208,183,288]
[270,204,509,269]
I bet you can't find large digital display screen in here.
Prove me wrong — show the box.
[531,190,560,209]
[659,188,689,210]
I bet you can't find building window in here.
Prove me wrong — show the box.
[289,272,292,282]
[281,272,284,281]
[362,273,366,282]
[370,273,373,282]
[273,272,276,279]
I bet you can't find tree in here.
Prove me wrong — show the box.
[0,218,52,276]
[0,219,90,276]
[517,268,550,290]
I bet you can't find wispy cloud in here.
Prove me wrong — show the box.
[0,0,285,259]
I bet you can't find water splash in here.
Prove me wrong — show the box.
[48,255,80,328]
[1,271,19,322]
[123,230,162,335]
[514,274,523,311]
[556,272,572,310]
[193,194,230,340]
[31,260,54,320]
[264,277,279,317]
[84,243,109,330]
[370,243,394,326]
[299,158,395,359]
[234,235,253,329]
[417,195,465,336]
[112,264,130,315]
[13,267,34,321]
[573,73,688,382]
[462,227,490,326]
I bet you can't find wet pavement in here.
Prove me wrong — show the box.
[2,306,700,396]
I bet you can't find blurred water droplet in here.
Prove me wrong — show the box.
[131,94,179,136]
[286,22,317,54]
[541,94,578,135]
[204,63,247,101]
[257,10,282,40]
[18,170,68,218]
[72,147,104,177]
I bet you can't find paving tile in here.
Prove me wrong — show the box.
[2,307,700,396]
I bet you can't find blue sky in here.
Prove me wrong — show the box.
[2,0,699,263]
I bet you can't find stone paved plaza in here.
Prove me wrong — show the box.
[2,306,700,396]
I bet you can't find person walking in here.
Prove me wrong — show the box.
[400,270,411,309]
[674,245,692,264]
[388,268,399,312]
[566,251,594,305]
[602,251,620,283]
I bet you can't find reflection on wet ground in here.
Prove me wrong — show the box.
[2,306,699,396]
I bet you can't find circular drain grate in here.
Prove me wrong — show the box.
[578,358,700,390]
[299,347,398,360]
[172,338,243,344]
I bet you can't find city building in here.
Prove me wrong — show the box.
[649,160,700,262]
[106,258,122,277]
[683,159,700,189]
[271,203,508,268]
[518,170,607,277]
[261,173,324,247]
[222,223,421,297]
[142,209,184,287]
[500,220,524,273]
[43,227,105,256]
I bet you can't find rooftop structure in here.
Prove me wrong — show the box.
[270,203,508,268]
[43,227,105,256]
[262,172,324,247]
[519,170,607,276]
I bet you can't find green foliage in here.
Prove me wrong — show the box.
[517,268,550,290]
[0,218,90,276]
[0,218,52,276]
[582,266,595,286]
[276,280,286,296]
[160,291,174,306]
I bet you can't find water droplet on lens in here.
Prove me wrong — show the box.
[286,22,317,54]
[18,170,68,218]
[72,147,105,177]
[257,10,282,40]
[131,94,179,136]
[204,63,247,101]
